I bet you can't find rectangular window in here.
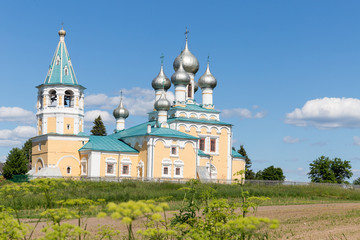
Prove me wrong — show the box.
[122,165,129,175]
[175,167,181,176]
[107,163,114,174]
[171,147,177,155]
[163,167,169,175]
[210,139,216,152]
[200,138,205,151]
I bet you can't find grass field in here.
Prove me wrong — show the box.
[1,179,360,217]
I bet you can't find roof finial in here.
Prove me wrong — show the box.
[61,22,64,29]
[184,27,189,41]
[160,53,164,66]
[120,90,123,100]
[207,55,210,64]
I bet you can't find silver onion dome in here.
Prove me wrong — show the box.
[113,98,129,119]
[154,92,171,111]
[198,62,217,89]
[194,81,199,93]
[173,40,199,74]
[152,65,171,90]
[171,60,190,86]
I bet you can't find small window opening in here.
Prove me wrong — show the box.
[56,56,60,65]
[82,141,85,145]
[81,163,86,174]
[175,167,181,176]
[171,147,177,155]
[188,83,192,98]
[107,163,114,174]
[67,124,71,130]
[163,167,169,175]
[210,139,216,152]
[66,167,71,174]
[200,138,205,151]
[122,165,129,175]
[64,65,69,75]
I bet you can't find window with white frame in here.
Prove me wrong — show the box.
[210,138,216,152]
[121,159,132,176]
[105,158,117,176]
[162,159,172,178]
[170,146,178,157]
[173,160,184,178]
[199,138,205,151]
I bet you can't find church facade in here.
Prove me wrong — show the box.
[29,28,245,181]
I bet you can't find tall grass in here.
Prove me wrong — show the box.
[1,180,360,211]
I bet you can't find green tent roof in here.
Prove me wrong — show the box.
[44,34,78,85]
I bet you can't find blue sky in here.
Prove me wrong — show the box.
[1,0,360,182]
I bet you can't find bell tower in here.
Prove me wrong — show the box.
[36,27,85,135]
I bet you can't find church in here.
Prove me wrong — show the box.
[28,28,245,182]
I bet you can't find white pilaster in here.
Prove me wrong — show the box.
[116,118,125,131]
[88,151,101,177]
[174,85,186,106]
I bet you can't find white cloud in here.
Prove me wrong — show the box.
[222,108,266,119]
[84,110,113,123]
[85,87,175,117]
[285,97,360,128]
[283,136,301,144]
[353,136,360,146]
[0,126,36,147]
[0,107,35,123]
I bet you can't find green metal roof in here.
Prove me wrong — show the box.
[79,135,138,153]
[111,121,198,140]
[171,104,220,113]
[44,36,78,85]
[198,150,210,158]
[232,149,245,159]
[168,117,232,126]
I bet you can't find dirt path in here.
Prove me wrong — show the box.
[25,202,360,239]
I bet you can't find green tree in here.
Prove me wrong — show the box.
[22,138,32,168]
[90,115,107,136]
[353,177,360,185]
[2,148,28,179]
[255,165,285,181]
[237,145,255,180]
[308,156,352,184]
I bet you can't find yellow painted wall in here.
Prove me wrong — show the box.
[211,128,229,179]
[100,153,118,177]
[120,154,139,177]
[178,142,196,179]
[32,138,86,177]
[135,140,148,178]
[58,96,63,106]
[47,117,56,133]
[43,96,47,107]
[232,160,245,180]
[179,113,186,117]
[63,117,74,134]
[153,140,196,179]
[153,140,168,178]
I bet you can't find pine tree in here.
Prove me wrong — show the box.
[90,115,107,136]
[2,148,28,179]
[238,145,255,180]
[22,139,32,168]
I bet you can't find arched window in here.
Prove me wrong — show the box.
[49,90,57,106]
[56,56,60,65]
[64,90,74,107]
[66,166,71,174]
